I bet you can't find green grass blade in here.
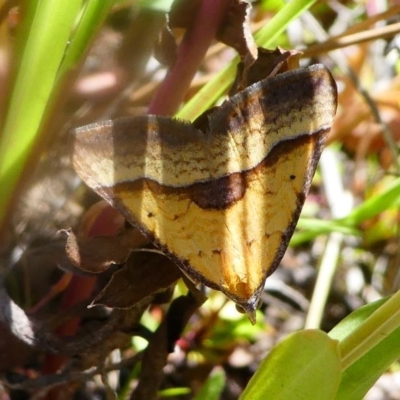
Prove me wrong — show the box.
[0,0,83,229]
[194,368,226,400]
[291,177,400,246]
[329,296,400,400]
[254,0,317,44]
[57,0,115,80]
[0,0,118,232]
[292,219,359,245]
[340,177,400,226]
[176,0,318,122]
[336,290,400,371]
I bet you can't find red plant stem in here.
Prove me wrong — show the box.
[42,206,123,398]
[148,0,231,116]
[41,276,97,375]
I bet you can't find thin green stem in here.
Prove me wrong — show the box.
[176,0,318,121]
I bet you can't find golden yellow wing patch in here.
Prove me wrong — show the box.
[73,64,337,321]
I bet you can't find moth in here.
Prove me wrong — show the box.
[73,64,337,322]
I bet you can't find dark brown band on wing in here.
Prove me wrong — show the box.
[110,170,247,210]
[110,128,327,210]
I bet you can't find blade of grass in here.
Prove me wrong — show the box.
[340,177,400,226]
[329,297,400,400]
[338,290,400,371]
[293,219,359,240]
[305,147,353,329]
[0,0,83,232]
[56,0,115,81]
[0,0,117,235]
[292,176,400,246]
[176,0,319,121]
[194,368,225,400]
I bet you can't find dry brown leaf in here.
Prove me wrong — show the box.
[154,16,179,67]
[92,251,181,309]
[62,228,149,273]
[229,47,301,95]
[169,0,257,59]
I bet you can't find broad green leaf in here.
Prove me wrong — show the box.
[240,330,341,400]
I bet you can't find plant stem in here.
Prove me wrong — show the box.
[148,0,231,116]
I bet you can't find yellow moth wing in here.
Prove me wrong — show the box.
[73,64,337,317]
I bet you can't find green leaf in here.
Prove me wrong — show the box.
[194,368,226,400]
[0,0,116,232]
[329,298,388,342]
[158,387,191,397]
[57,0,115,80]
[335,291,400,370]
[340,177,400,226]
[0,0,83,229]
[292,177,400,246]
[292,218,359,246]
[240,330,341,400]
[329,296,400,400]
